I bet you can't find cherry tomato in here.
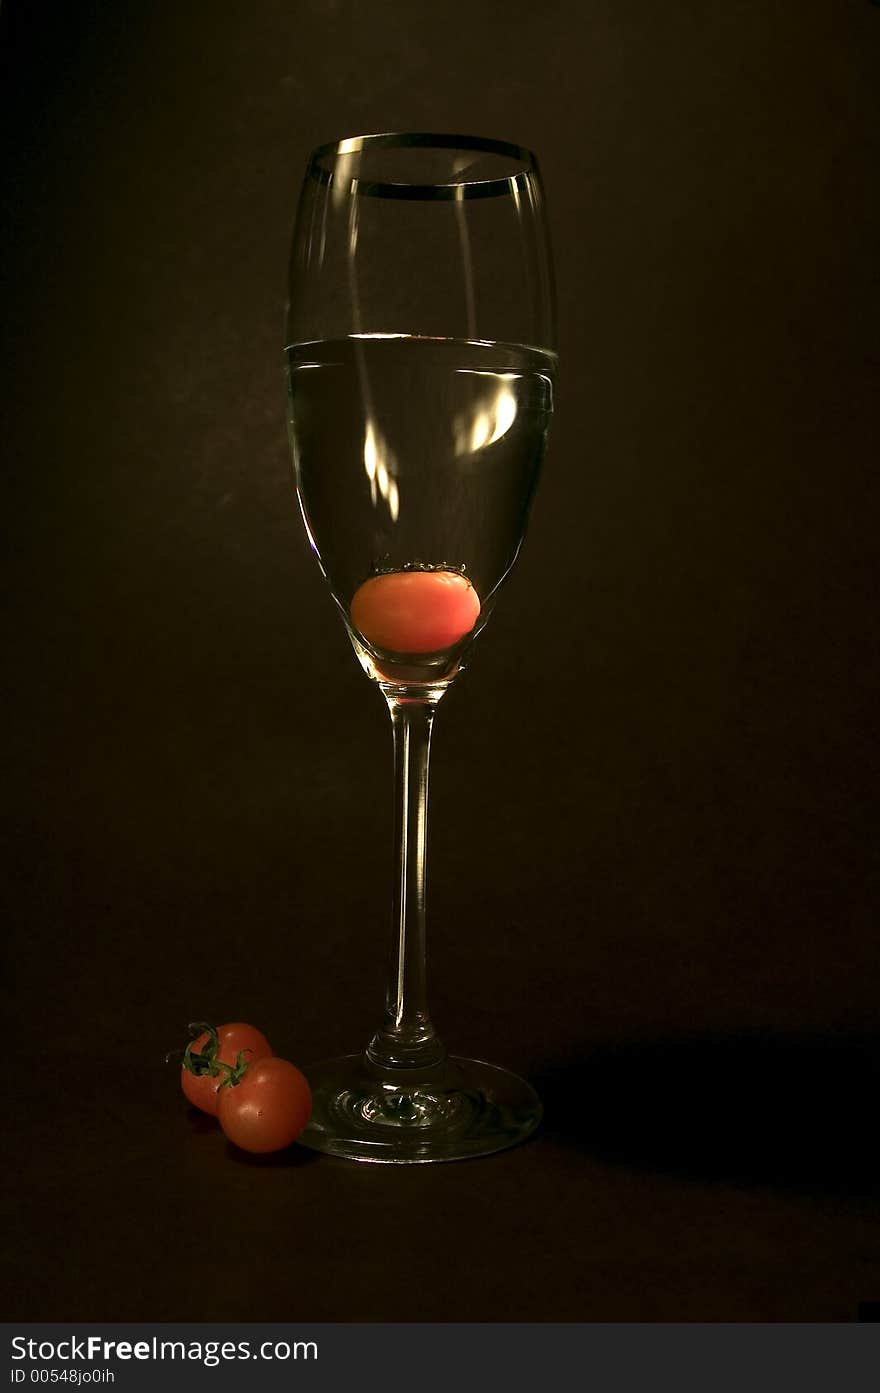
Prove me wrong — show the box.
[181,1022,273,1116]
[350,570,480,654]
[217,1057,312,1154]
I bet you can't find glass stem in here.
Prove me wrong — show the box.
[366,693,447,1074]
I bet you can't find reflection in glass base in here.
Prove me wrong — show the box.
[298,1054,542,1163]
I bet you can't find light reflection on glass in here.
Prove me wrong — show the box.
[453,378,519,457]
[364,419,399,521]
[455,184,476,340]
[347,196,359,257]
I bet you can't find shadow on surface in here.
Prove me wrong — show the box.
[224,1141,319,1168]
[534,1031,880,1198]
[185,1108,221,1135]
[185,1107,318,1165]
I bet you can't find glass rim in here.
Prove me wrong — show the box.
[305,131,541,202]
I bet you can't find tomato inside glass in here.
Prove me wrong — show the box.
[350,570,480,654]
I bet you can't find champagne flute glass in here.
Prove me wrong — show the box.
[285,133,556,1162]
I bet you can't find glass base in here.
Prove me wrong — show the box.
[298,1053,542,1163]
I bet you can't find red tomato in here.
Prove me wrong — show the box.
[217,1057,312,1154]
[181,1022,273,1116]
[350,570,480,654]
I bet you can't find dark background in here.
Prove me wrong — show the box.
[2,0,878,1321]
